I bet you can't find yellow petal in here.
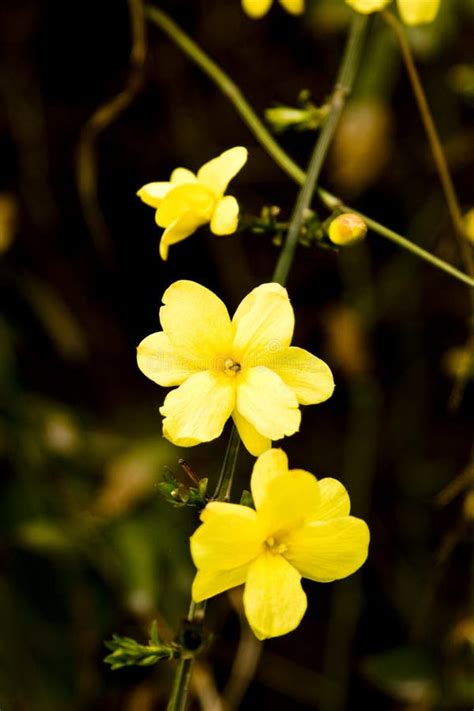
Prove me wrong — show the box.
[257,469,321,536]
[210,196,240,236]
[313,478,351,520]
[232,410,271,457]
[284,517,370,582]
[242,0,273,17]
[197,147,248,199]
[170,167,198,185]
[397,0,440,25]
[199,500,248,522]
[192,564,249,602]
[155,184,214,228]
[243,552,307,639]
[159,211,205,261]
[232,284,294,364]
[160,371,235,446]
[279,0,304,14]
[137,182,173,208]
[190,504,262,570]
[345,0,391,12]
[250,448,289,509]
[136,332,197,386]
[236,366,300,440]
[259,346,334,404]
[159,281,234,366]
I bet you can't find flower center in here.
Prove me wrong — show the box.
[224,358,241,376]
[264,535,287,555]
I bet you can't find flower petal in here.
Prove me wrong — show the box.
[159,211,206,261]
[279,0,304,14]
[313,478,351,520]
[170,167,198,185]
[242,0,273,17]
[136,331,197,386]
[192,564,249,602]
[159,281,234,366]
[190,504,262,571]
[232,410,271,456]
[236,366,300,440]
[285,517,370,582]
[160,371,235,446]
[257,469,321,536]
[243,552,307,639]
[210,196,240,236]
[197,147,248,199]
[232,284,294,364]
[259,346,334,404]
[137,182,173,208]
[397,0,440,25]
[155,184,214,228]
[250,448,289,509]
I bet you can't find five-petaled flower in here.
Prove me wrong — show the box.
[242,0,304,19]
[190,449,370,639]
[137,281,334,456]
[346,0,440,25]
[137,147,247,261]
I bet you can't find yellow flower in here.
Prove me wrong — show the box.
[191,449,370,639]
[137,281,334,456]
[397,0,440,25]
[137,147,247,261]
[242,0,304,19]
[345,0,440,25]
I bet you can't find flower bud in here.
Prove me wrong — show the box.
[328,213,367,246]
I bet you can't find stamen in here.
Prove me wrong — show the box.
[224,358,241,376]
[265,536,287,555]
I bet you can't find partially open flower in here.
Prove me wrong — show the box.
[191,448,370,639]
[137,281,334,455]
[137,147,247,260]
[328,213,367,246]
[242,0,304,19]
[345,0,441,25]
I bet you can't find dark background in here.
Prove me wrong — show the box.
[0,0,473,708]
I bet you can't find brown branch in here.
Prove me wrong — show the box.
[76,0,147,258]
[383,10,474,410]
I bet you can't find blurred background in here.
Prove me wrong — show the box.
[0,0,473,708]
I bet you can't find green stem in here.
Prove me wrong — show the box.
[167,657,193,711]
[272,14,367,285]
[145,4,474,289]
[342,206,474,289]
[213,423,241,501]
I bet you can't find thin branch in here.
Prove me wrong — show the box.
[76,0,147,258]
[383,10,474,408]
[382,10,473,275]
[272,15,367,285]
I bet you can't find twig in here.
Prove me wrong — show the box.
[272,15,367,284]
[76,0,147,258]
[382,9,474,410]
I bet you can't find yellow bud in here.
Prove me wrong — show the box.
[328,213,367,246]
